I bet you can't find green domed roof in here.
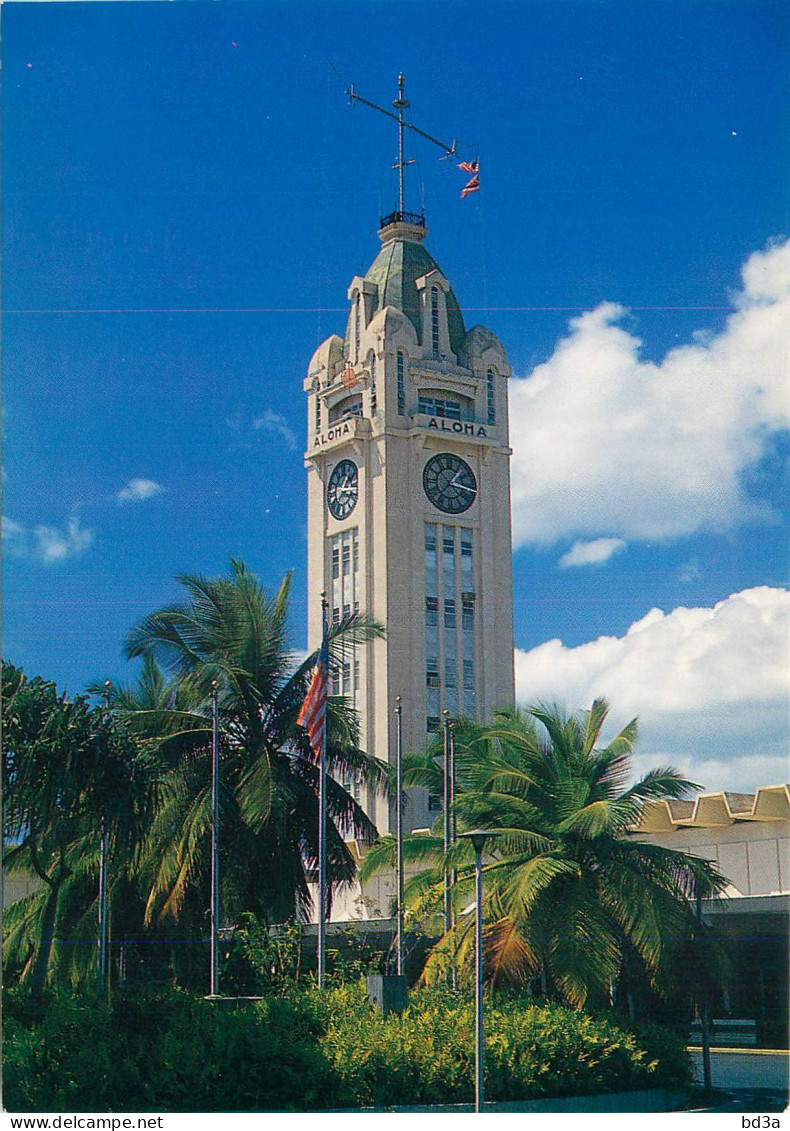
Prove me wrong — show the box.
[345,234,467,358]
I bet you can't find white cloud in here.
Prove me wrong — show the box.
[514,586,790,791]
[558,537,626,569]
[116,478,164,504]
[34,515,94,563]
[252,409,298,451]
[509,238,790,547]
[4,513,94,564]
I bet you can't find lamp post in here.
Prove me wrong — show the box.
[394,696,404,977]
[459,829,499,1113]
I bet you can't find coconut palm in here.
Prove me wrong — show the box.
[2,663,151,992]
[363,699,725,1008]
[121,559,389,934]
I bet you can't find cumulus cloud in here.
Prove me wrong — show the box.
[116,478,164,504]
[252,409,298,451]
[514,586,790,791]
[509,238,790,547]
[4,513,94,564]
[558,537,626,569]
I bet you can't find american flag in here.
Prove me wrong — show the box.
[457,158,479,175]
[297,631,329,761]
[460,174,480,199]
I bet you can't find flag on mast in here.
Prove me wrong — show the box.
[297,621,329,762]
[460,174,480,199]
[457,158,479,174]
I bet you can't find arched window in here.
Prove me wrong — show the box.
[486,368,496,425]
[315,388,321,433]
[354,296,361,360]
[431,286,440,357]
[329,394,363,423]
[397,351,405,415]
[369,352,377,416]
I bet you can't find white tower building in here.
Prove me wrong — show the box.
[304,208,514,835]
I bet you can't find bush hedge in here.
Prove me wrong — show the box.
[4,983,691,1112]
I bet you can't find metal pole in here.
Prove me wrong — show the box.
[317,594,329,988]
[442,710,452,938]
[474,842,485,1113]
[448,720,457,990]
[210,682,219,996]
[394,73,407,214]
[97,681,111,989]
[696,894,712,1093]
[98,821,108,987]
[395,696,404,977]
[459,830,497,1113]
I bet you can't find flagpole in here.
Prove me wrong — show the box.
[394,696,404,977]
[210,680,219,996]
[317,593,328,988]
[442,709,452,938]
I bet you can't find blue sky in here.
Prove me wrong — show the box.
[3,0,789,789]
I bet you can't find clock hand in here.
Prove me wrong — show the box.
[448,471,475,493]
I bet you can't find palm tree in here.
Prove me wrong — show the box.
[2,663,150,993]
[362,699,725,1008]
[120,559,389,938]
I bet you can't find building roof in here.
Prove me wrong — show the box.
[344,227,467,358]
[629,783,790,833]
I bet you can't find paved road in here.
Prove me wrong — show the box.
[691,1048,789,1095]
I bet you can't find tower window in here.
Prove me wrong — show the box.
[431,286,440,357]
[444,599,456,629]
[329,396,362,424]
[370,353,377,416]
[428,792,442,809]
[332,546,340,579]
[427,718,440,735]
[426,657,440,688]
[355,296,361,360]
[397,352,405,415]
[487,369,496,426]
[342,544,350,575]
[315,394,321,434]
[462,600,475,631]
[444,657,457,689]
[463,658,475,689]
[426,596,438,626]
[418,394,462,420]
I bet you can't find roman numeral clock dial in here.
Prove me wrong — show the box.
[327,458,359,520]
[423,453,478,514]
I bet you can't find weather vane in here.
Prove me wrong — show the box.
[345,74,479,215]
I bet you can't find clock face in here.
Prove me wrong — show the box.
[327,459,359,520]
[423,453,478,514]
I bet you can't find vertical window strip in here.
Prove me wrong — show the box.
[370,354,377,416]
[355,296,361,360]
[315,392,321,434]
[487,369,496,425]
[431,287,440,356]
[397,352,405,415]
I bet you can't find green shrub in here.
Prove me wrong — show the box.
[3,988,346,1112]
[310,983,691,1108]
[4,983,691,1112]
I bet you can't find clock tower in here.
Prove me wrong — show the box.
[304,209,514,834]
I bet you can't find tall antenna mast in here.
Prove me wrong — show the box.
[346,74,457,221]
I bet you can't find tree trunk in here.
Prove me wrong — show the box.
[30,880,59,996]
